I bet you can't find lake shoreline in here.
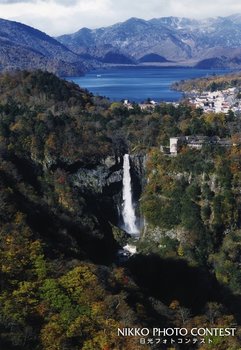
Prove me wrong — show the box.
[66,67,232,103]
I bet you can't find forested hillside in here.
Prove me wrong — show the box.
[172,72,241,92]
[0,70,241,349]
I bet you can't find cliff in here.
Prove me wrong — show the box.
[0,70,127,262]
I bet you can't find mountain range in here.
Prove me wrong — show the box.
[57,14,241,68]
[3,15,241,75]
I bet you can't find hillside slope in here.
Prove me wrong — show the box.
[0,18,86,76]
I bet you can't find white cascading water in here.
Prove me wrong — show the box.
[122,154,139,235]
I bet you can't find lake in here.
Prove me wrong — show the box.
[67,67,231,102]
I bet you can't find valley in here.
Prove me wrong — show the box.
[0,70,241,349]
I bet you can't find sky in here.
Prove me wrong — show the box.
[0,0,241,36]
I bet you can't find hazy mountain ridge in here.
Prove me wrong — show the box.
[3,15,241,74]
[57,14,241,67]
[0,18,88,76]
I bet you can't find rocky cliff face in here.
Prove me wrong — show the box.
[70,153,145,229]
[130,154,147,190]
[72,156,122,194]
[70,156,123,228]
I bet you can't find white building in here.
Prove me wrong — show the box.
[170,137,182,155]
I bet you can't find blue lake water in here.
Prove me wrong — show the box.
[67,67,231,102]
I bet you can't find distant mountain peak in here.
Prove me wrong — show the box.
[114,17,149,29]
[125,17,147,23]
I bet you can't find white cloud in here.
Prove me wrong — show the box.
[0,0,33,3]
[0,0,241,36]
[0,0,79,4]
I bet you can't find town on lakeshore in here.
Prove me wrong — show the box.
[123,85,241,155]
[123,86,241,114]
[185,87,241,114]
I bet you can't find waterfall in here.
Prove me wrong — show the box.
[122,154,139,235]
